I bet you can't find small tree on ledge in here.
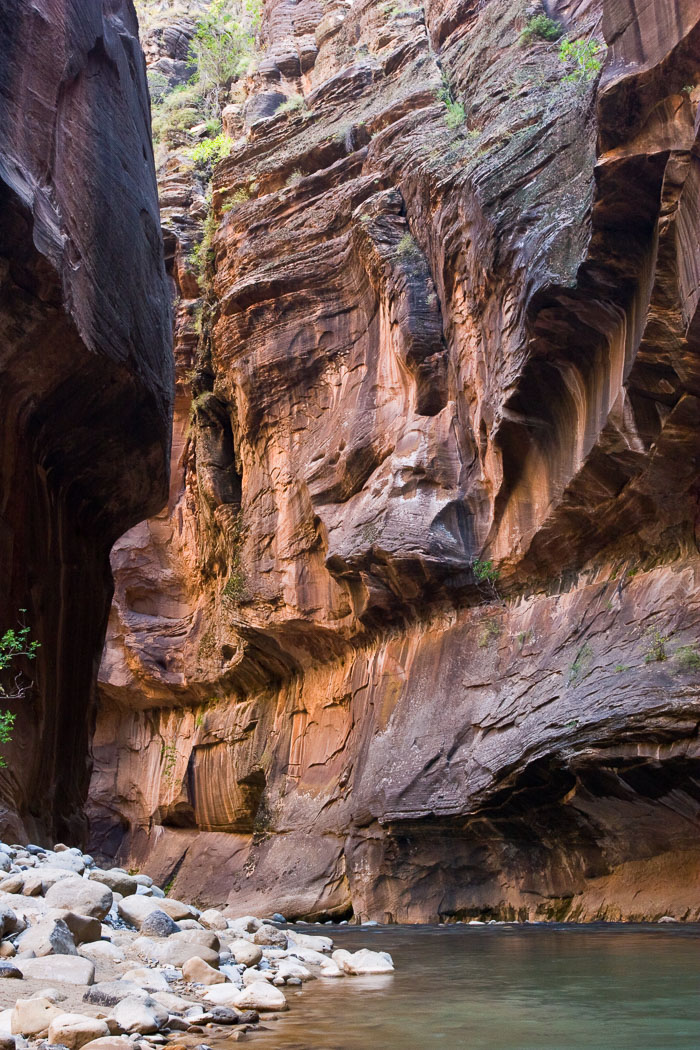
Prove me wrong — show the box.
[0,611,40,767]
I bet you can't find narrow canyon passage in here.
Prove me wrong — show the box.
[86,0,700,923]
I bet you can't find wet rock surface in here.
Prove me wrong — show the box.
[90,0,700,922]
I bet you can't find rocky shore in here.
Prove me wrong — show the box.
[0,844,393,1048]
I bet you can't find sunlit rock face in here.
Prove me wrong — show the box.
[91,0,700,921]
[0,0,172,841]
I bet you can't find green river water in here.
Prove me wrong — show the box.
[247,923,699,1050]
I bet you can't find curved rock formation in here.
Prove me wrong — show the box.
[0,0,173,840]
[90,0,700,920]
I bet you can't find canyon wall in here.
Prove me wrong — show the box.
[90,0,700,921]
[0,0,173,841]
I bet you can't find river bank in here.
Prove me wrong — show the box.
[0,842,392,1047]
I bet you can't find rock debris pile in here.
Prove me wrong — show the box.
[0,843,393,1048]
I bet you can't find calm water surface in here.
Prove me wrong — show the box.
[248,923,699,1050]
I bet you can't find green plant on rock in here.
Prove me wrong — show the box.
[0,613,40,768]
[472,559,500,585]
[478,619,502,648]
[644,629,668,664]
[559,37,605,83]
[188,0,262,116]
[278,93,307,116]
[160,742,178,784]
[146,70,170,104]
[151,84,207,144]
[568,642,593,685]
[674,645,700,672]
[437,76,466,130]
[190,133,231,169]
[520,14,563,44]
[396,232,420,258]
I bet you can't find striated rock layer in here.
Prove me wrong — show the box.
[0,0,173,841]
[90,0,700,920]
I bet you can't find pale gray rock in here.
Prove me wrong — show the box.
[45,879,112,921]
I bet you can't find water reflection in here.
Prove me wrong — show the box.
[242,923,700,1050]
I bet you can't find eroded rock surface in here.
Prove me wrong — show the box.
[0,0,172,839]
[91,0,700,921]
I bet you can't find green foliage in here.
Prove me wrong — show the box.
[278,93,307,116]
[478,619,502,648]
[614,664,631,673]
[146,70,170,104]
[396,232,420,257]
[160,742,178,783]
[222,573,245,602]
[569,642,593,684]
[675,645,700,672]
[189,0,261,116]
[189,210,218,279]
[644,629,668,664]
[521,14,562,44]
[0,612,40,768]
[437,78,466,130]
[162,877,175,896]
[151,84,206,145]
[221,186,251,211]
[472,559,500,584]
[190,133,231,169]
[559,37,605,83]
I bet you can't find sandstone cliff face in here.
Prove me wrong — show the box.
[0,0,172,841]
[91,0,700,921]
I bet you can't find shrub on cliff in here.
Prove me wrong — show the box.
[559,37,605,83]
[189,0,262,115]
[0,612,40,767]
[520,14,562,44]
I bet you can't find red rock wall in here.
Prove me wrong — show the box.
[90,0,700,920]
[0,0,173,841]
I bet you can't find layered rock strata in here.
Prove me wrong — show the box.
[91,0,700,921]
[0,0,172,840]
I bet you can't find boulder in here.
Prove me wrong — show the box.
[11,998,62,1037]
[49,853,85,875]
[0,942,15,959]
[156,898,197,922]
[234,981,287,1011]
[78,941,124,964]
[0,962,21,979]
[0,877,23,895]
[182,957,226,985]
[202,985,244,1008]
[197,1008,242,1026]
[121,968,170,993]
[83,982,148,1008]
[226,917,260,936]
[276,959,313,982]
[20,872,43,896]
[139,911,179,939]
[332,948,394,974]
[80,1040,132,1050]
[112,996,168,1035]
[242,967,271,987]
[17,955,96,985]
[170,930,219,951]
[88,871,139,898]
[54,912,102,945]
[288,931,332,952]
[228,940,262,967]
[45,878,112,920]
[17,919,77,957]
[0,909,20,938]
[252,925,287,948]
[133,937,219,968]
[48,1013,110,1050]
[198,910,227,931]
